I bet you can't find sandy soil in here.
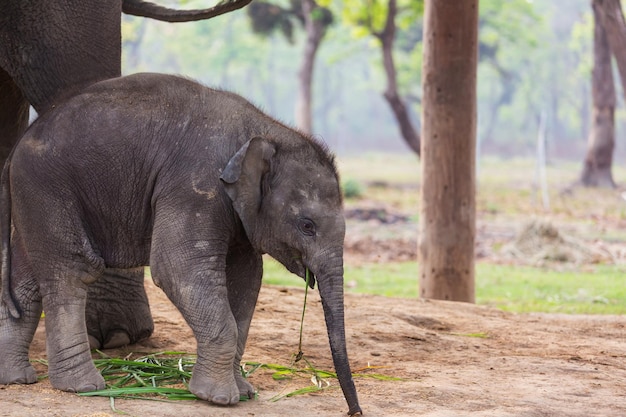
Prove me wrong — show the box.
[1,275,625,417]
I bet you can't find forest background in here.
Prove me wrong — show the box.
[120,0,602,160]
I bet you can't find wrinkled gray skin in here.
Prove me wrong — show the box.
[0,73,362,415]
[0,0,251,350]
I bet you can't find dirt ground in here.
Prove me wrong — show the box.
[1,276,625,416]
[1,204,626,416]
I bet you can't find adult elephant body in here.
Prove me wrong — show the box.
[0,0,251,348]
[0,73,362,415]
[0,0,252,120]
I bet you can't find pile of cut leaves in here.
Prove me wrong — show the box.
[36,350,399,406]
[81,351,199,401]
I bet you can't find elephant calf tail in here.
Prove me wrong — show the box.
[1,157,20,319]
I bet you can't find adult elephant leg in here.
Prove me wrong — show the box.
[0,68,29,162]
[86,267,154,349]
[0,72,31,379]
[226,243,262,399]
[0,242,41,385]
[0,71,153,351]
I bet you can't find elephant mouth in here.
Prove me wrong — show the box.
[303,267,316,289]
[283,254,316,289]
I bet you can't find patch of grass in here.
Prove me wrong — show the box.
[263,257,418,297]
[476,263,626,314]
[338,154,626,232]
[337,153,419,186]
[263,258,626,314]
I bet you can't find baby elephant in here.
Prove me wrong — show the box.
[0,73,361,415]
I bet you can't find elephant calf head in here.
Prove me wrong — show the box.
[221,136,362,415]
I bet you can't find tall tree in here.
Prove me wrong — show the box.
[336,0,422,155]
[476,0,539,148]
[580,0,616,188]
[247,0,332,133]
[419,0,478,302]
[296,0,332,133]
[374,0,421,155]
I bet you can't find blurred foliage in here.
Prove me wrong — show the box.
[326,0,423,36]
[248,2,298,42]
[341,178,364,199]
[121,0,603,158]
[247,0,332,44]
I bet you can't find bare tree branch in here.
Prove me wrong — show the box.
[123,0,253,23]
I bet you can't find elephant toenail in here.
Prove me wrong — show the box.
[211,395,230,405]
[103,331,131,349]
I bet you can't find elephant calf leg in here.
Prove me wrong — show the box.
[226,246,263,400]
[155,270,240,405]
[189,334,240,406]
[86,267,154,349]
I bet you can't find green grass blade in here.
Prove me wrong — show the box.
[78,387,196,398]
[269,385,336,402]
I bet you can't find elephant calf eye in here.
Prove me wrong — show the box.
[297,218,316,237]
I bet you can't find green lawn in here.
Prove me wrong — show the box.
[261,154,626,315]
[262,257,626,315]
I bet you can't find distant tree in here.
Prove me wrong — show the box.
[419,0,478,303]
[476,0,539,147]
[373,0,421,155]
[577,0,626,187]
[247,0,333,133]
[336,0,422,155]
[297,0,332,133]
[580,0,616,188]
[594,0,626,101]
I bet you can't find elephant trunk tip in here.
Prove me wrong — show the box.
[348,404,363,416]
[341,378,362,416]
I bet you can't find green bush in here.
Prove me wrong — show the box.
[342,179,363,199]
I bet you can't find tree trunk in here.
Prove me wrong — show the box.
[419,0,478,303]
[376,0,421,156]
[295,0,325,134]
[595,0,626,100]
[581,0,616,188]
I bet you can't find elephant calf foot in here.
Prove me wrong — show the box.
[189,372,240,406]
[235,372,256,399]
[86,268,155,350]
[49,365,105,393]
[0,362,37,385]
[88,329,133,350]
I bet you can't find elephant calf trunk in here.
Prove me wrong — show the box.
[317,272,362,415]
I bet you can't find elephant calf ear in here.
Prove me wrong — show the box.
[220,137,276,228]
